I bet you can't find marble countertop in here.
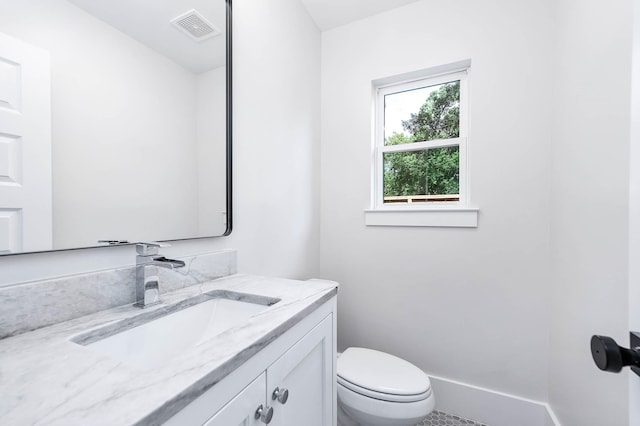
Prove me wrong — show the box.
[0,274,338,425]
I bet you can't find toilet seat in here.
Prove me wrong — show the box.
[337,375,432,402]
[337,347,432,402]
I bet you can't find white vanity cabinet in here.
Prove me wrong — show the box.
[165,297,336,426]
[265,313,333,426]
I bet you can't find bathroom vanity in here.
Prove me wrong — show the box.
[166,287,335,426]
[0,273,337,425]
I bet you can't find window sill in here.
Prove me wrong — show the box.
[364,207,479,228]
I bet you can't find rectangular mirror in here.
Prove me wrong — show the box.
[0,0,232,255]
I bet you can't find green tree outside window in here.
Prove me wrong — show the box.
[383,81,460,199]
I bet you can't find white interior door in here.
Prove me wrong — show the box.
[0,32,52,253]
[630,1,640,423]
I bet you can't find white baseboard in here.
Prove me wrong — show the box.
[428,375,560,426]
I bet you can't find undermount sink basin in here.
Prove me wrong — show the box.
[72,291,279,370]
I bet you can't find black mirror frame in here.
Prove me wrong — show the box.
[223,0,233,236]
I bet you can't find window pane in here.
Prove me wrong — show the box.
[384,81,460,145]
[383,147,459,204]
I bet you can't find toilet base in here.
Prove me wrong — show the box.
[337,400,359,426]
[337,385,435,426]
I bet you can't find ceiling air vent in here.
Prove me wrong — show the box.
[171,9,220,42]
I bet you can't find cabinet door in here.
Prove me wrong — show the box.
[267,314,333,426]
[204,373,266,426]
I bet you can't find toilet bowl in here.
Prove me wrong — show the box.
[337,347,435,426]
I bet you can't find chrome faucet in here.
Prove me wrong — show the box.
[134,242,185,308]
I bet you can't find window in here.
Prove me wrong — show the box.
[366,62,478,227]
[376,70,467,206]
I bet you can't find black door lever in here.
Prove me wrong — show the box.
[590,333,640,377]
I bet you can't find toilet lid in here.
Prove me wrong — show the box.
[337,348,431,396]
[337,376,432,403]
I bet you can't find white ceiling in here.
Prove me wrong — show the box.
[65,0,420,73]
[68,0,226,74]
[299,0,423,31]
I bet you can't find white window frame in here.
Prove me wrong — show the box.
[366,61,479,228]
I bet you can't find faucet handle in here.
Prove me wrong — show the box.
[136,242,171,256]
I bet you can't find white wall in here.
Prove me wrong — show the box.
[196,66,227,236]
[320,0,553,402]
[548,1,634,425]
[0,0,202,248]
[0,0,321,285]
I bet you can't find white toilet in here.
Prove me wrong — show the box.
[337,347,435,426]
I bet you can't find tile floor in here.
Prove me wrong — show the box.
[417,410,489,426]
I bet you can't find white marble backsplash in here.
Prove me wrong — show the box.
[0,249,237,339]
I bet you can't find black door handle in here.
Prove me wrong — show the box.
[590,333,640,376]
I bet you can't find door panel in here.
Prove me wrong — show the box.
[267,315,333,426]
[0,32,51,253]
